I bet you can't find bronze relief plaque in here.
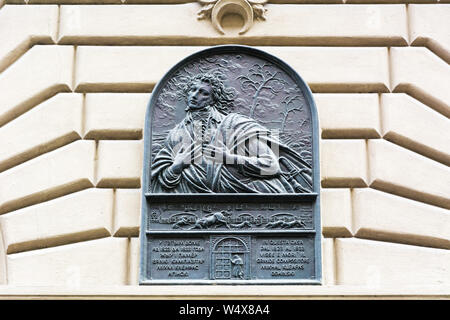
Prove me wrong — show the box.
[140,45,321,284]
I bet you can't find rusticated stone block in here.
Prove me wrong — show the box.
[353,188,450,249]
[335,238,450,286]
[0,189,114,254]
[113,189,141,237]
[321,140,368,187]
[264,47,390,93]
[0,228,6,284]
[75,46,390,94]
[7,237,128,286]
[96,140,143,188]
[321,188,353,237]
[409,4,450,63]
[368,140,450,209]
[390,47,450,117]
[75,46,198,92]
[0,93,83,172]
[129,237,140,285]
[84,93,148,139]
[0,141,96,214]
[322,238,335,286]
[0,5,58,73]
[381,93,450,166]
[0,45,73,127]
[59,4,407,46]
[315,93,380,139]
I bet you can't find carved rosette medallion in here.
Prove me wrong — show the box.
[197,0,268,34]
[140,45,321,285]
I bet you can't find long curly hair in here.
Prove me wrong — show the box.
[183,73,235,115]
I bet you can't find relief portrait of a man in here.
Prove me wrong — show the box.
[150,73,313,194]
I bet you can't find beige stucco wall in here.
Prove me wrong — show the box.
[0,0,449,298]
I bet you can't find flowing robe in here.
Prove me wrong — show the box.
[150,107,312,193]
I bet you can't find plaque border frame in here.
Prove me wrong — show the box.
[139,45,322,285]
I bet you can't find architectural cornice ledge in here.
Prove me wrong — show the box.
[0,285,449,299]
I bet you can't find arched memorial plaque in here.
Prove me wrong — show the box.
[140,45,321,284]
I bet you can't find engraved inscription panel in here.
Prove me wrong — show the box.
[253,236,315,279]
[146,235,315,281]
[148,237,209,280]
